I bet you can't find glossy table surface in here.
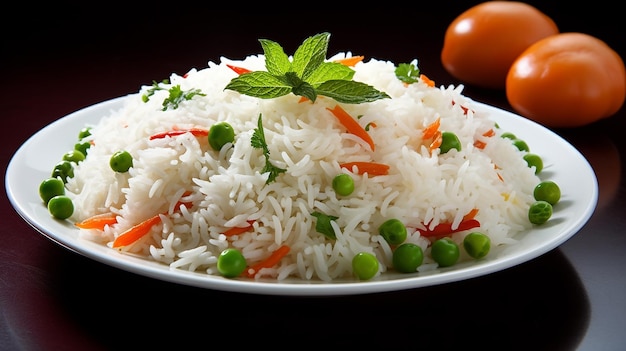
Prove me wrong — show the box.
[2,3,625,350]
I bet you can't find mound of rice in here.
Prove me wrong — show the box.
[66,52,540,281]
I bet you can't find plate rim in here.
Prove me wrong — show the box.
[5,96,599,296]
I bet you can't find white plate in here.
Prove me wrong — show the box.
[5,97,598,296]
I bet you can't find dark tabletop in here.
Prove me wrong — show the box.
[2,3,625,350]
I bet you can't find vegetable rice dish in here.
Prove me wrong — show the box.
[41,33,558,282]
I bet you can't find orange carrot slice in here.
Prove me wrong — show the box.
[327,105,375,151]
[462,208,479,221]
[334,55,365,67]
[429,131,443,152]
[223,220,256,237]
[75,212,118,230]
[473,140,487,149]
[112,214,162,248]
[422,117,441,140]
[340,161,390,176]
[420,74,435,87]
[245,245,291,278]
[482,128,496,137]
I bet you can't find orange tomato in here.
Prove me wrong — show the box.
[441,1,558,89]
[506,32,626,128]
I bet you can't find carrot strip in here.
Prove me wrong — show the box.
[226,64,252,75]
[75,212,118,230]
[223,220,256,237]
[149,128,208,140]
[429,130,443,152]
[474,140,487,149]
[422,117,441,139]
[420,74,435,87]
[333,55,365,67]
[112,214,162,248]
[482,128,496,137]
[245,245,291,278]
[462,208,479,221]
[340,161,390,176]
[327,105,375,151]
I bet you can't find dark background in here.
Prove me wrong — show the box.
[2,2,625,350]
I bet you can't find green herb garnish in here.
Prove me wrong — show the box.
[225,32,390,104]
[311,211,339,239]
[251,114,286,184]
[142,80,206,111]
[395,62,420,84]
[161,85,205,111]
[142,79,170,102]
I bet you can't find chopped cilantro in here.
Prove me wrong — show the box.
[395,62,421,84]
[311,211,339,239]
[251,114,286,184]
[141,80,206,110]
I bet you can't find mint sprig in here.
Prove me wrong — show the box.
[225,32,390,104]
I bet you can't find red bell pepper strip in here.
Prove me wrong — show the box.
[149,128,208,140]
[417,219,481,238]
[226,64,252,75]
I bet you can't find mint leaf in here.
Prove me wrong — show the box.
[311,211,339,239]
[316,80,390,104]
[224,71,292,99]
[285,72,317,102]
[306,62,355,87]
[260,39,291,75]
[292,32,329,80]
[395,62,420,84]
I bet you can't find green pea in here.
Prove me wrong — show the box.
[63,149,86,163]
[463,232,491,259]
[78,127,92,140]
[392,243,424,273]
[431,237,460,267]
[110,150,133,173]
[209,122,235,151]
[501,132,516,140]
[74,141,91,156]
[39,177,66,205]
[352,252,379,280]
[217,248,247,278]
[533,180,561,205]
[332,173,354,196]
[378,218,407,245]
[47,195,74,220]
[528,200,553,225]
[523,153,543,174]
[512,139,529,152]
[440,131,461,154]
[51,160,74,183]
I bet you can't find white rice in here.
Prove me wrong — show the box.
[65,52,540,281]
